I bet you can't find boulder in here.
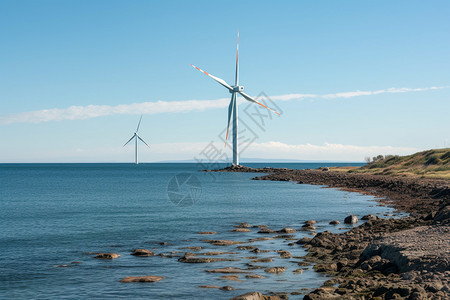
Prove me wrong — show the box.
[434,205,450,224]
[258,228,276,234]
[198,231,216,235]
[329,220,340,225]
[344,215,358,224]
[293,269,304,274]
[277,250,291,259]
[120,276,164,283]
[236,222,250,228]
[199,285,220,288]
[131,249,155,257]
[296,237,312,244]
[220,285,234,291]
[361,214,378,221]
[304,220,316,226]
[231,291,282,300]
[202,239,245,246]
[94,253,120,259]
[277,227,296,233]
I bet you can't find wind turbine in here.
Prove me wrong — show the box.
[123,115,150,164]
[191,31,279,166]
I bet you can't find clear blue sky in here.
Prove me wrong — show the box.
[1,0,449,162]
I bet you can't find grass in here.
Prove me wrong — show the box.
[342,148,450,180]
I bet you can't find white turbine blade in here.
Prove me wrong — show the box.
[137,135,151,148]
[190,64,233,91]
[123,134,136,147]
[136,115,143,132]
[235,30,239,86]
[225,94,235,147]
[238,91,280,115]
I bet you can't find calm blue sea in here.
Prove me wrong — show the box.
[0,163,400,299]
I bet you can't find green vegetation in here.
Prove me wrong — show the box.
[350,148,450,179]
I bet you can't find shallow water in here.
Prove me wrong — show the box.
[0,163,401,299]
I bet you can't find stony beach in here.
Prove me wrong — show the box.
[206,165,450,299]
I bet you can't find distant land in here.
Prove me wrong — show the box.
[157,158,365,163]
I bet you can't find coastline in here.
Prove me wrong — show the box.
[208,165,450,299]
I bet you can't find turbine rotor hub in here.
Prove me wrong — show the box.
[231,86,244,93]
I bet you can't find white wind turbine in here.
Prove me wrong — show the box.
[191,31,279,166]
[123,115,150,164]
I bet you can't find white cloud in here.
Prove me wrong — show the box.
[0,86,446,124]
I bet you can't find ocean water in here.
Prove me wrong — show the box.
[0,163,400,299]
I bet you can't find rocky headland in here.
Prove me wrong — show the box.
[206,164,450,299]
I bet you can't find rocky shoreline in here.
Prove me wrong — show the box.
[207,165,450,299]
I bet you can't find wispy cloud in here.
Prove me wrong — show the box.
[0,86,446,124]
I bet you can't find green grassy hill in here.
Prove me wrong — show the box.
[349,148,450,179]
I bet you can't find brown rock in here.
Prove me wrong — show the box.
[206,267,249,273]
[264,267,286,273]
[203,239,245,246]
[277,250,291,258]
[344,215,358,224]
[199,285,220,288]
[120,276,164,283]
[231,291,282,300]
[329,220,340,225]
[245,274,265,279]
[94,253,120,259]
[220,285,234,291]
[221,275,242,281]
[277,227,297,233]
[198,231,216,235]
[304,220,316,226]
[233,228,252,232]
[131,249,155,257]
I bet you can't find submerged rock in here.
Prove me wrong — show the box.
[220,285,234,291]
[264,267,286,273]
[329,220,340,225]
[245,274,265,279]
[131,249,155,257]
[206,267,249,273]
[120,276,164,283]
[198,231,216,235]
[94,253,120,259]
[361,214,378,221]
[221,275,242,281]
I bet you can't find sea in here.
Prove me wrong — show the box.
[0,163,402,299]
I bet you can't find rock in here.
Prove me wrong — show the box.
[198,231,216,235]
[202,239,245,246]
[181,246,203,251]
[178,252,235,263]
[237,245,257,250]
[434,205,450,224]
[296,237,312,244]
[159,242,168,245]
[221,275,242,281]
[245,274,265,279]
[206,267,249,273]
[277,250,291,258]
[301,224,316,231]
[329,220,340,225]
[94,253,120,259]
[293,269,304,274]
[344,215,358,224]
[277,227,296,233]
[231,291,282,300]
[120,276,164,283]
[236,222,250,228]
[131,249,155,257]
[258,228,276,234]
[233,228,251,232]
[220,285,234,291]
[264,267,286,273]
[297,261,311,266]
[199,285,220,288]
[361,214,378,221]
[304,220,316,226]
[251,258,273,263]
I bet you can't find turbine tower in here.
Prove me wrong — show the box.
[191,31,279,166]
[123,115,150,164]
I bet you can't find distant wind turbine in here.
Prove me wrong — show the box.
[123,115,150,164]
[191,31,279,166]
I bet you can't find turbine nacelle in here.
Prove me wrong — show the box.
[230,86,244,93]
